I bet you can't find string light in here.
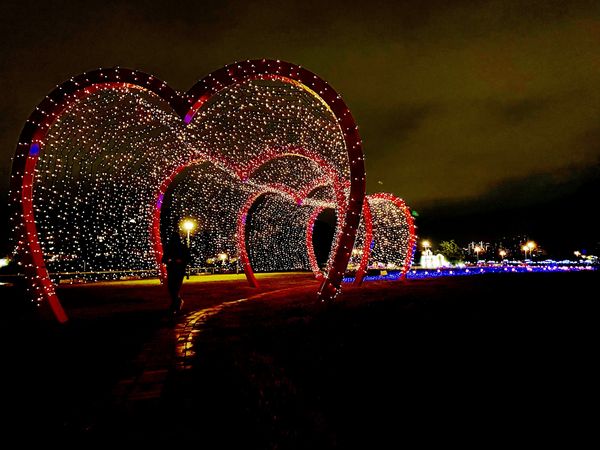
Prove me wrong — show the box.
[347,264,594,283]
[9,61,367,321]
[350,193,416,285]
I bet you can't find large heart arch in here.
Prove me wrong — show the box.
[9,60,365,322]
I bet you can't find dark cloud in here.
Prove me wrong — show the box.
[364,103,440,155]
[416,162,600,255]
[487,97,551,125]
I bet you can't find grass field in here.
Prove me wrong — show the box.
[173,271,598,447]
[1,270,596,445]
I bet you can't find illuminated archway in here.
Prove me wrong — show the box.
[153,151,340,287]
[352,193,416,285]
[10,60,365,322]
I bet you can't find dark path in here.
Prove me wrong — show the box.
[1,271,595,445]
[167,271,598,447]
[0,272,317,444]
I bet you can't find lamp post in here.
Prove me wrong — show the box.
[218,252,228,271]
[474,245,482,262]
[499,249,507,261]
[526,241,536,262]
[180,218,197,248]
[179,218,197,279]
[421,240,431,258]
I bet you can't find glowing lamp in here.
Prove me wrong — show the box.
[180,219,196,233]
[179,218,198,248]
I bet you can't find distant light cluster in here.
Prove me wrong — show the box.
[344,264,596,283]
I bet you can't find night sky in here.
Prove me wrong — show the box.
[1,0,599,255]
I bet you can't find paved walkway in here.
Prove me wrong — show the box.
[4,272,318,440]
[105,280,316,434]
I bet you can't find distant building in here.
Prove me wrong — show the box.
[420,248,450,269]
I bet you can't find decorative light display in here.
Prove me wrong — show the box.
[9,61,366,322]
[349,193,416,285]
[306,206,327,279]
[161,162,255,273]
[345,264,595,283]
[246,194,314,272]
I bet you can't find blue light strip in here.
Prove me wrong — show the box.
[343,265,596,283]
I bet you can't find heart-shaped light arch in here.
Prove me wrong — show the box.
[10,60,365,323]
[152,149,343,287]
[352,193,417,286]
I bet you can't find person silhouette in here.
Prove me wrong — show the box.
[162,232,191,314]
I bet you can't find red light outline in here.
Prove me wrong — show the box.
[11,61,366,321]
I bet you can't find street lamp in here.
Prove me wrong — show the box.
[217,252,228,272]
[521,244,529,261]
[499,249,507,261]
[421,240,431,257]
[179,218,197,248]
[574,251,581,260]
[474,245,482,262]
[526,241,536,261]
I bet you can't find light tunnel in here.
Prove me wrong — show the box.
[10,60,366,322]
[156,153,340,288]
[350,193,417,285]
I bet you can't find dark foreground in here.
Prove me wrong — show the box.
[1,271,596,446]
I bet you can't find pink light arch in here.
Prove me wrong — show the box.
[353,193,416,286]
[11,60,365,322]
